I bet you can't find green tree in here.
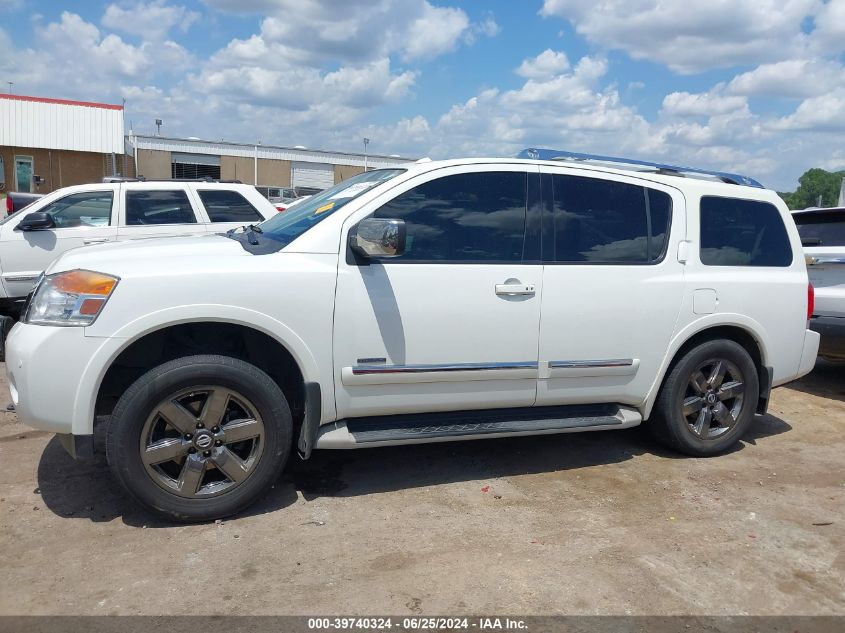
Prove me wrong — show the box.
[778,168,845,209]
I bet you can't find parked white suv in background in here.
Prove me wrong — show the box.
[6,150,819,521]
[0,180,277,318]
[793,206,845,361]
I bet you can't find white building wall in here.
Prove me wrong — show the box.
[129,134,415,170]
[0,95,124,154]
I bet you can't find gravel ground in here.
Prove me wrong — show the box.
[0,361,843,615]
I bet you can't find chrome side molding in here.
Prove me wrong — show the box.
[549,359,634,369]
[352,361,539,375]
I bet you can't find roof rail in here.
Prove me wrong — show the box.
[516,148,764,189]
[101,177,244,184]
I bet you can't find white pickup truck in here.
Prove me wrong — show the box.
[6,152,819,521]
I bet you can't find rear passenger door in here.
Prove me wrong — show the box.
[195,189,267,234]
[117,185,206,240]
[536,167,686,407]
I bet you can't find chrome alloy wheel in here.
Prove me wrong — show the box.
[139,386,265,498]
[681,359,745,440]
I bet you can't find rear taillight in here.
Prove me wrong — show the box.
[808,282,815,321]
[5,196,12,214]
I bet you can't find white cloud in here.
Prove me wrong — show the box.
[0,11,192,101]
[540,0,820,73]
[727,59,845,98]
[661,91,748,117]
[811,0,845,48]
[209,0,488,67]
[403,3,469,61]
[771,89,845,131]
[102,1,199,41]
[516,49,570,80]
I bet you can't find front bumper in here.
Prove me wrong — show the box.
[6,322,112,439]
[809,316,845,360]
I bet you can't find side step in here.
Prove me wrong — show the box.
[314,404,642,449]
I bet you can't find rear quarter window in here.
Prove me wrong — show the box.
[699,196,793,267]
[197,190,264,223]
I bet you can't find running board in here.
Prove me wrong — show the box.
[314,404,642,449]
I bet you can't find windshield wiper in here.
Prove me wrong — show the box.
[223,224,263,244]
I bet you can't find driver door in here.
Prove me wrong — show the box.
[0,189,118,299]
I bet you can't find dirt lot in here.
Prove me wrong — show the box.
[0,362,843,616]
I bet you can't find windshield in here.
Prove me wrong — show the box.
[258,168,405,247]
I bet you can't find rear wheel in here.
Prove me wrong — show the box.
[649,339,759,456]
[106,354,292,522]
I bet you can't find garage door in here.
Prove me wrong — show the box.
[291,161,334,191]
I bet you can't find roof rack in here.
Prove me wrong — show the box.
[516,148,764,189]
[101,176,244,184]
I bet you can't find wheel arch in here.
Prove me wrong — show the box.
[73,307,327,436]
[642,316,769,419]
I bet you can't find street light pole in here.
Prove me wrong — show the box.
[363,137,370,172]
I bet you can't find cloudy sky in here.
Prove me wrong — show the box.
[1,0,844,190]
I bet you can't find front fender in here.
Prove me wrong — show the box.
[74,304,327,435]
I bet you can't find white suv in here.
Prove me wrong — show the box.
[0,180,277,316]
[793,206,845,361]
[6,150,819,521]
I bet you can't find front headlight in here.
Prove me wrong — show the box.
[24,270,119,326]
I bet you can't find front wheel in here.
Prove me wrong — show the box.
[649,339,759,456]
[106,355,292,522]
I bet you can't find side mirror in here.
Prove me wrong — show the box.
[350,218,406,259]
[18,211,56,231]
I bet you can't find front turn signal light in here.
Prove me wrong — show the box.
[24,269,119,326]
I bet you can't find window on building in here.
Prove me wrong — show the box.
[198,190,264,223]
[40,191,113,228]
[372,171,528,262]
[700,196,792,266]
[126,190,197,225]
[171,162,221,180]
[550,175,672,263]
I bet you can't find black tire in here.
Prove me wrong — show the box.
[106,354,292,522]
[0,315,15,363]
[649,339,759,456]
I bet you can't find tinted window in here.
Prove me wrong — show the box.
[551,175,671,263]
[373,172,528,262]
[39,191,113,228]
[198,190,263,223]
[793,210,845,247]
[126,190,196,226]
[700,197,792,266]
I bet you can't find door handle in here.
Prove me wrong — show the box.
[83,238,110,244]
[495,282,536,296]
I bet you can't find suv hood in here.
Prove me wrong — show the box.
[47,233,253,277]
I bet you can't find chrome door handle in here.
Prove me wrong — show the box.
[83,238,110,244]
[495,282,536,296]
